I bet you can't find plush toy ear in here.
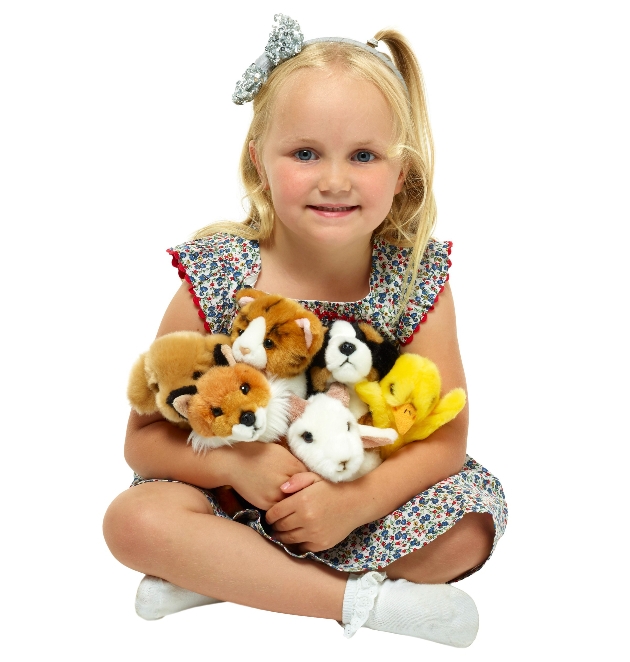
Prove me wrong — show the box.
[234,288,266,308]
[288,394,308,422]
[295,318,313,349]
[326,382,350,408]
[171,393,193,419]
[127,353,158,414]
[220,344,237,366]
[359,426,398,448]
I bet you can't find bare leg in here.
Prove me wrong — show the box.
[103,481,346,620]
[385,513,496,584]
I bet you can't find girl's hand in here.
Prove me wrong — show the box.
[265,473,365,552]
[225,442,308,511]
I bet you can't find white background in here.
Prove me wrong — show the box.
[1,1,628,659]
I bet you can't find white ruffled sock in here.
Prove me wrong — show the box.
[341,571,479,647]
[135,575,223,621]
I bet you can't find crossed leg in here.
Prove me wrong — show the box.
[103,481,495,619]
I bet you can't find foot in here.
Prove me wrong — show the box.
[135,575,223,620]
[342,571,478,647]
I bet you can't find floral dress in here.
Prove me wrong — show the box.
[132,232,508,578]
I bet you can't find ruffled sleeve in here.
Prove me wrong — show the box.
[396,239,452,345]
[167,233,261,334]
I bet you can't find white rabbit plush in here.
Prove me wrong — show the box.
[287,383,398,482]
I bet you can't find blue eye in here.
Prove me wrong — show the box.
[295,149,316,161]
[353,151,375,163]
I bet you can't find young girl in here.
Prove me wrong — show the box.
[103,15,507,647]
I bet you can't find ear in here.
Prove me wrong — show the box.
[394,164,407,195]
[213,342,230,366]
[359,426,398,448]
[171,393,193,419]
[127,353,158,414]
[326,382,350,408]
[295,318,313,349]
[361,434,395,448]
[249,140,269,190]
[220,344,237,367]
[288,394,308,422]
[235,288,266,307]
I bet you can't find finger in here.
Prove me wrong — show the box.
[272,528,307,546]
[280,472,322,494]
[270,513,301,533]
[265,498,295,525]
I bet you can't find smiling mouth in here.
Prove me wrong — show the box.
[309,205,358,212]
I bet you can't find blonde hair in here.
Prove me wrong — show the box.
[195,30,437,314]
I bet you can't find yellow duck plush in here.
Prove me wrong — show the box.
[354,353,466,460]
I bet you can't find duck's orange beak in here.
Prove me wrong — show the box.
[392,402,417,435]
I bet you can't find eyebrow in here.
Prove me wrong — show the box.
[279,136,386,147]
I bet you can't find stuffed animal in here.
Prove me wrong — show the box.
[127,332,244,515]
[127,331,232,427]
[171,346,293,453]
[309,320,400,419]
[355,354,467,460]
[286,383,398,482]
[230,289,325,397]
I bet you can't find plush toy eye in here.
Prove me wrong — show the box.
[211,407,223,417]
[240,383,250,395]
[302,431,313,443]
[347,421,351,431]
[263,338,274,349]
[389,383,395,395]
[237,328,244,336]
[192,371,203,380]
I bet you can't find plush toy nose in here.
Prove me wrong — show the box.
[339,342,356,356]
[240,346,251,355]
[240,411,256,427]
[339,460,349,471]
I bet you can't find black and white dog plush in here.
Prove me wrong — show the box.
[308,320,399,419]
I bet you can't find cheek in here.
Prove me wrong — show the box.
[268,162,312,207]
[362,169,401,209]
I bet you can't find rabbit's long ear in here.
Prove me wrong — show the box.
[288,394,308,422]
[359,425,398,448]
[326,382,350,408]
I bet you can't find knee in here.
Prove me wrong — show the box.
[102,487,169,570]
[454,512,495,567]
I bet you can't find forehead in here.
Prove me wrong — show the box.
[266,67,395,145]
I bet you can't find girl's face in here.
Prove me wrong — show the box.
[250,67,404,249]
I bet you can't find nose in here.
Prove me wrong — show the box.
[240,411,256,427]
[339,460,350,471]
[318,159,351,194]
[339,341,355,356]
[240,347,251,355]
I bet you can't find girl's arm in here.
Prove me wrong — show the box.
[125,282,308,510]
[267,283,468,551]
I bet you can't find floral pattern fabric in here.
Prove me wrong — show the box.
[133,231,508,578]
[132,456,507,577]
[167,232,452,345]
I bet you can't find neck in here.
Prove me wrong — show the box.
[257,228,373,302]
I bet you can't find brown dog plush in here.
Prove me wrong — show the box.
[127,331,231,428]
[230,289,325,397]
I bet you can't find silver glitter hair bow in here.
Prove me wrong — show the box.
[232,14,408,105]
